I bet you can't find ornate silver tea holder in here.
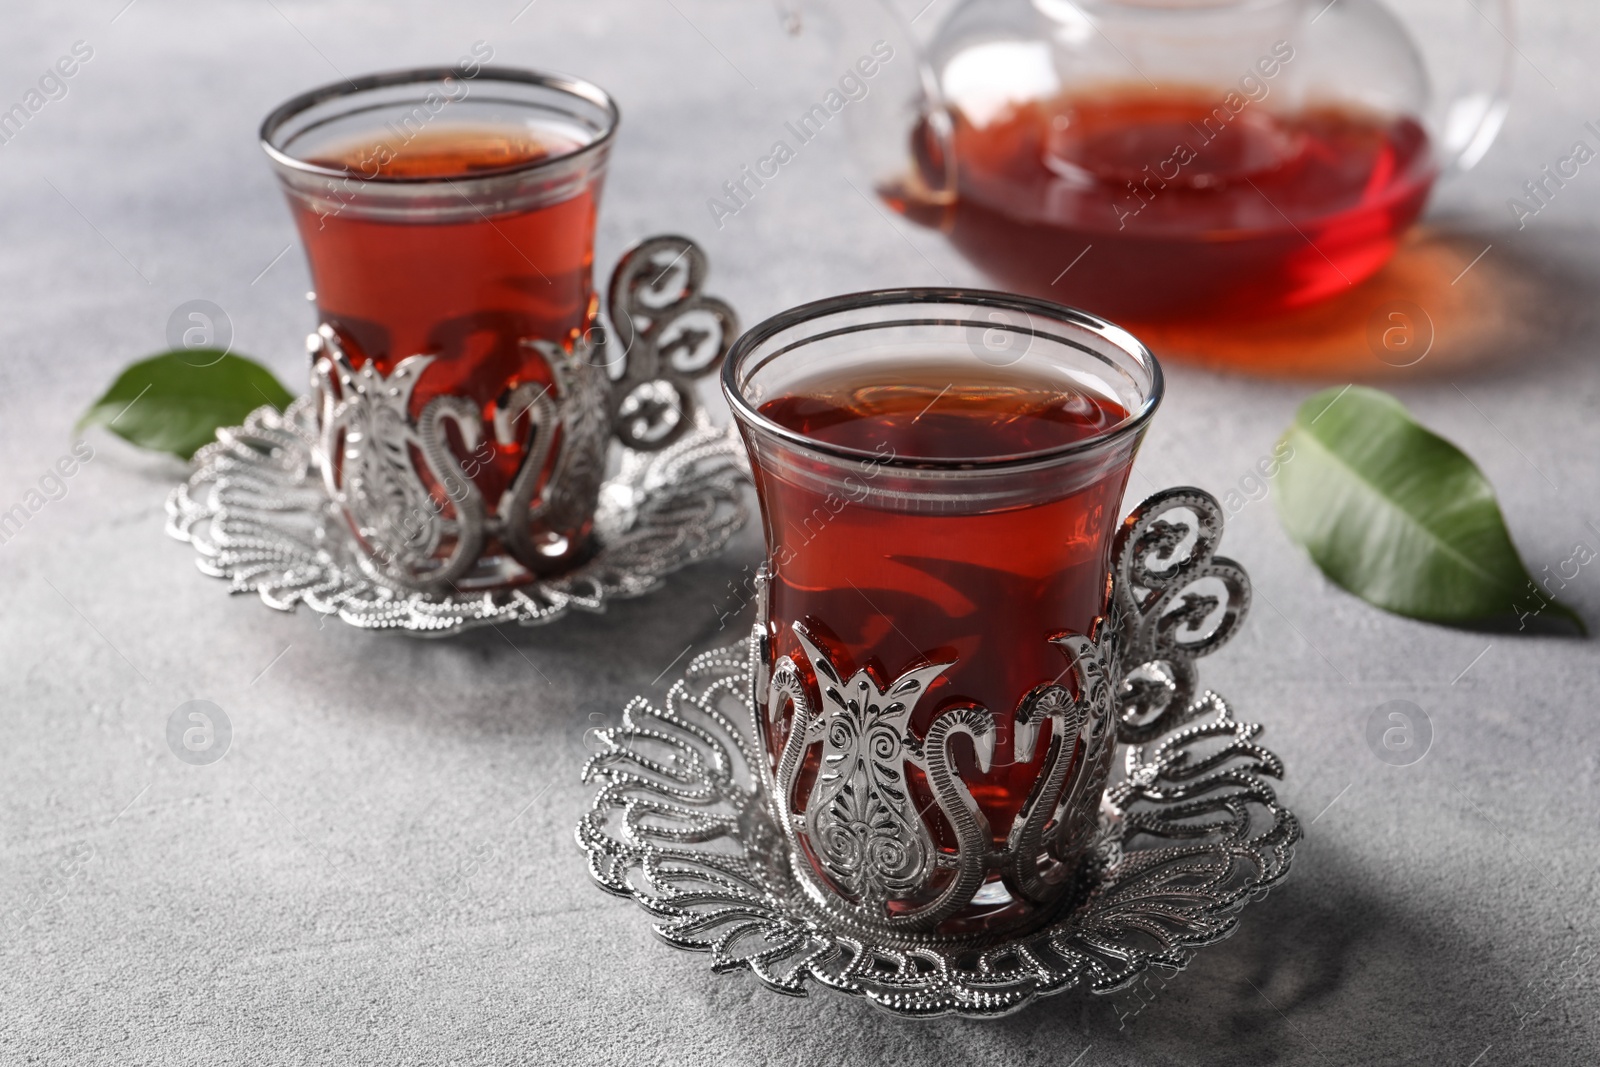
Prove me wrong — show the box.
[166,236,750,636]
[577,488,1300,1018]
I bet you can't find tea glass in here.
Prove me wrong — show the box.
[261,66,618,590]
[723,289,1162,934]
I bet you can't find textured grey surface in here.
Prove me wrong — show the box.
[2,1,1598,1064]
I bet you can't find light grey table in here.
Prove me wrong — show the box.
[2,2,1597,1064]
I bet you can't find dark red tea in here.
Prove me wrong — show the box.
[754,366,1133,847]
[887,88,1436,322]
[293,123,600,518]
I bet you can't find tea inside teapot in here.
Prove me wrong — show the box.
[872,0,1499,324]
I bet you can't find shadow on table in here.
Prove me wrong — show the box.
[1140,222,1600,385]
[696,834,1581,1067]
[281,543,764,743]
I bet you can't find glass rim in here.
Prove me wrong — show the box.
[258,64,620,186]
[721,287,1164,473]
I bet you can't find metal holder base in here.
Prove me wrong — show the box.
[577,489,1299,1018]
[165,398,747,635]
[165,234,749,636]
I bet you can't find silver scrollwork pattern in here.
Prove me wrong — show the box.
[603,234,738,453]
[1048,613,1125,870]
[1109,487,1251,744]
[799,632,945,907]
[312,327,486,590]
[577,626,1299,1018]
[309,326,611,591]
[498,339,612,576]
[299,234,739,593]
[763,624,995,930]
[164,398,748,636]
[166,234,745,627]
[1001,610,1121,904]
[730,487,1255,939]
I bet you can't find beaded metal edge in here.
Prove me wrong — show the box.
[164,397,748,636]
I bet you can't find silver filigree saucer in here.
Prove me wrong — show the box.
[577,489,1299,1018]
[165,397,747,635]
[578,638,1296,1017]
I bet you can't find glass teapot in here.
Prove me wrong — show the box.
[834,0,1514,324]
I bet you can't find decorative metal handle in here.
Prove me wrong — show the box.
[1111,487,1251,744]
[602,235,739,453]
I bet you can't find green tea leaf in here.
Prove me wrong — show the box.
[1276,385,1584,635]
[78,350,294,459]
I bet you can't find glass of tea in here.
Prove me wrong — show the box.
[724,289,1162,934]
[261,66,618,590]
